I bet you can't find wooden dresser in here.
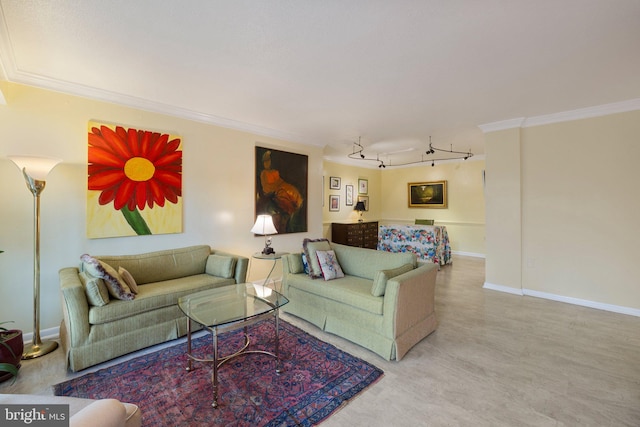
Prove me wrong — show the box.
[331,221,379,249]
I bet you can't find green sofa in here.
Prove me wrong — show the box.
[282,241,438,361]
[59,245,248,372]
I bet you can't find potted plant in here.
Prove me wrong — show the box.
[0,321,23,384]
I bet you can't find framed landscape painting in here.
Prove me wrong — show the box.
[408,181,447,208]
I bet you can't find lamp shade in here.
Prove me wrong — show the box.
[251,215,278,235]
[354,201,366,212]
[8,156,62,180]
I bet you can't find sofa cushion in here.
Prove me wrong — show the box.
[303,238,331,278]
[81,254,135,301]
[205,254,237,279]
[96,245,211,285]
[316,250,345,281]
[88,274,235,325]
[79,271,110,307]
[331,243,417,280]
[287,253,305,274]
[371,263,415,296]
[119,267,139,294]
[286,273,383,315]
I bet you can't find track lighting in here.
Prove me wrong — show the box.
[348,136,473,168]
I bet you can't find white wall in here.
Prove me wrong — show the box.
[0,82,324,333]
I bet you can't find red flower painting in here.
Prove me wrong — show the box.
[88,124,182,235]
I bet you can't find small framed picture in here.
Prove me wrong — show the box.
[357,195,369,211]
[358,178,368,195]
[329,195,340,211]
[345,184,354,206]
[329,176,341,190]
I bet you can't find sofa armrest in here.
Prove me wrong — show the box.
[211,250,249,284]
[281,253,303,292]
[59,267,91,349]
[382,263,437,351]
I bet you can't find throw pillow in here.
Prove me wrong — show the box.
[80,254,135,301]
[371,263,414,297]
[118,266,139,294]
[287,254,304,274]
[301,253,310,275]
[205,254,237,279]
[316,250,345,281]
[302,238,331,278]
[78,271,110,307]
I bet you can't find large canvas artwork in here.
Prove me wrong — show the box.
[255,146,308,234]
[87,121,183,238]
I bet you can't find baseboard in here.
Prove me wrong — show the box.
[452,251,485,258]
[483,282,640,317]
[522,289,640,318]
[483,282,524,295]
[22,325,60,344]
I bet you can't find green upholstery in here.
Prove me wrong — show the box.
[282,243,437,361]
[415,219,435,225]
[371,263,414,297]
[59,245,248,372]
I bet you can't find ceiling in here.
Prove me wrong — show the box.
[1,1,639,167]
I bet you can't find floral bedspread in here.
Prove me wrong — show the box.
[377,225,452,265]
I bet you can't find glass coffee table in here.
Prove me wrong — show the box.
[178,283,289,408]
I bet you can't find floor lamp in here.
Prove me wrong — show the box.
[9,155,62,359]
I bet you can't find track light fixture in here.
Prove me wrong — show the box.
[348,136,473,168]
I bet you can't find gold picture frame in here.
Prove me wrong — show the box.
[408,181,447,208]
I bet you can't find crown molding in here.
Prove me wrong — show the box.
[10,69,315,145]
[479,98,640,133]
[523,98,640,127]
[0,10,315,144]
[478,118,526,133]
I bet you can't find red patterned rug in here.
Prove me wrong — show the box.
[53,319,383,426]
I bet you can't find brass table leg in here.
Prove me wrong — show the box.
[275,310,283,374]
[212,327,219,408]
[186,317,193,372]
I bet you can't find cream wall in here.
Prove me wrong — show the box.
[322,159,486,256]
[484,128,522,290]
[321,161,382,238]
[521,111,640,310]
[484,109,640,313]
[379,160,486,256]
[0,81,324,334]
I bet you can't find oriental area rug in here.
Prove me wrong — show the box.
[53,320,383,426]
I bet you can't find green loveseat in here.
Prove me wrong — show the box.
[282,241,438,361]
[59,245,248,371]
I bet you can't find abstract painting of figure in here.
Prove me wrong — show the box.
[87,121,183,238]
[255,146,307,234]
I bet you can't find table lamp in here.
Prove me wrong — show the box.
[354,201,366,223]
[251,214,278,255]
